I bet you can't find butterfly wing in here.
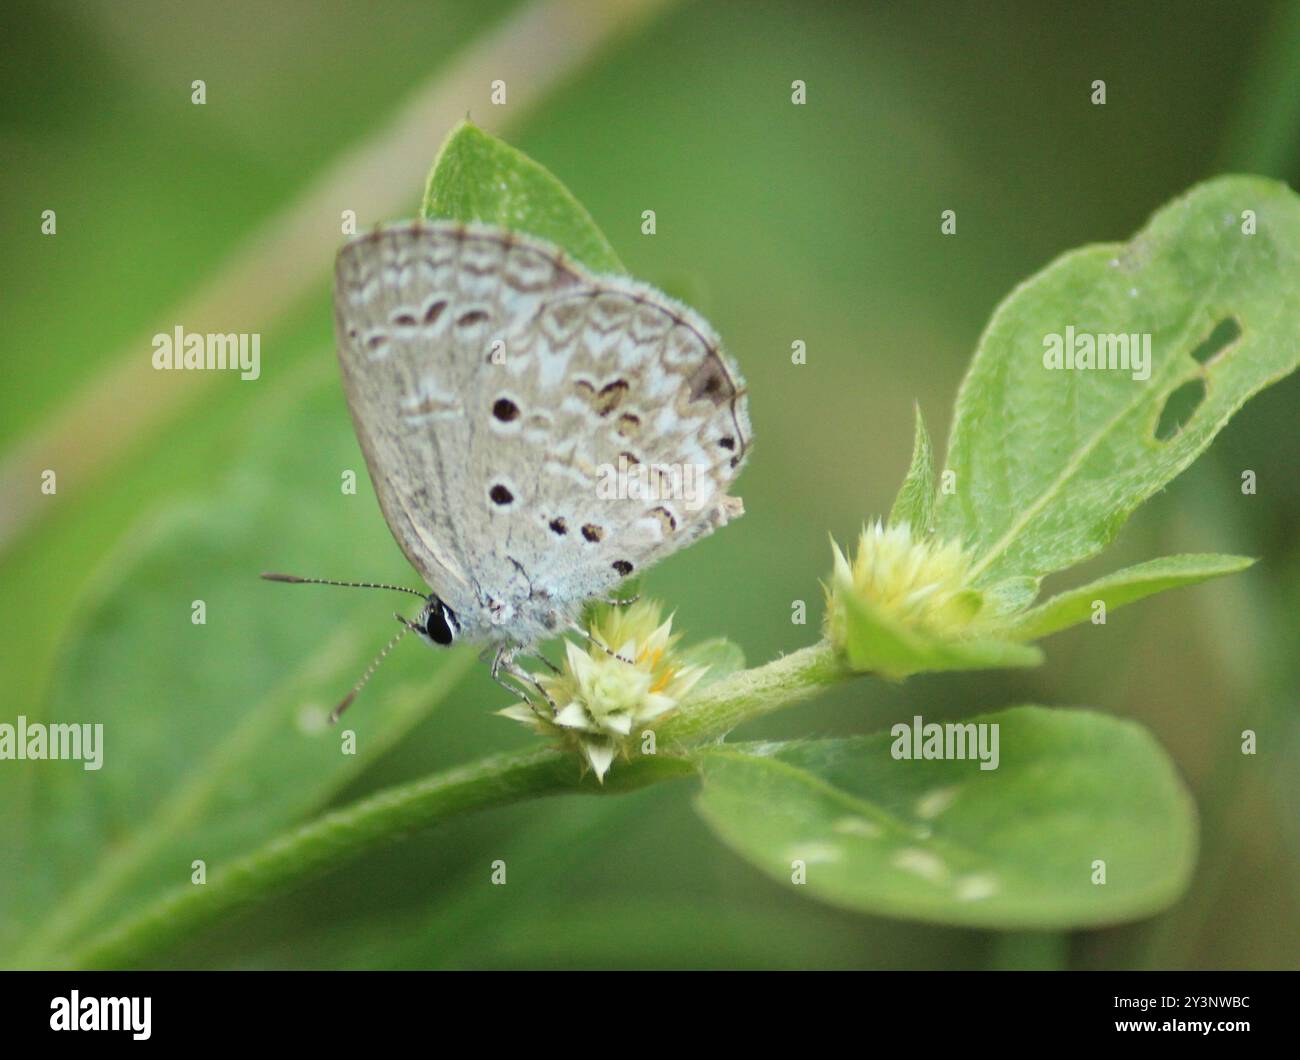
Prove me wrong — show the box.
[334,221,750,629]
[335,222,553,601]
[501,268,751,605]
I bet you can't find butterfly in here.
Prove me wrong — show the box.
[265,220,750,718]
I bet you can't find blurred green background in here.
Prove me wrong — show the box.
[1,0,1297,969]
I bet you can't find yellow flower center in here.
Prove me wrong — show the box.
[828,520,980,639]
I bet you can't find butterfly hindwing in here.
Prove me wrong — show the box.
[334,221,750,637]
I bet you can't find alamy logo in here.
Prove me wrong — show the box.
[152,325,261,380]
[890,715,1000,771]
[1042,326,1151,381]
[50,991,151,1040]
[595,454,710,511]
[0,716,103,770]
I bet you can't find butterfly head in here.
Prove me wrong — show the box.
[415,596,461,647]
[260,571,468,718]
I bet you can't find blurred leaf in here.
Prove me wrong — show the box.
[69,747,698,969]
[839,589,1041,679]
[693,707,1197,928]
[6,377,475,966]
[1004,553,1255,641]
[936,175,1300,586]
[678,637,746,688]
[979,575,1041,618]
[887,404,935,533]
[422,121,625,274]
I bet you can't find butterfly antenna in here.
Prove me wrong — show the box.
[331,622,411,723]
[261,572,427,600]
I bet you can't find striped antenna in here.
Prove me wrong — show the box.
[330,619,412,723]
[261,572,427,600]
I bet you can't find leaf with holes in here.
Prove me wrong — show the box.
[935,175,1299,587]
[693,707,1197,928]
[422,121,624,275]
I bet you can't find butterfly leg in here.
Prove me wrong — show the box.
[491,646,557,712]
[488,648,531,704]
[565,620,635,665]
[604,593,640,607]
[529,650,563,675]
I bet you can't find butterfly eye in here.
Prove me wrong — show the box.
[424,601,459,646]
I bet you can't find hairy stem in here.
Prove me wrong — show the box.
[60,640,851,969]
[659,641,848,746]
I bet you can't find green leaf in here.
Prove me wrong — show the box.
[980,575,1041,618]
[68,747,696,969]
[936,175,1300,586]
[887,404,935,533]
[677,637,746,688]
[839,589,1042,679]
[5,375,474,966]
[422,121,624,275]
[693,707,1197,929]
[1004,553,1255,641]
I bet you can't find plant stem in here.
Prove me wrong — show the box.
[659,641,848,746]
[60,640,851,969]
[62,748,690,969]
[988,931,1070,970]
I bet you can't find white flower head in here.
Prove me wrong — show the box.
[498,599,707,782]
